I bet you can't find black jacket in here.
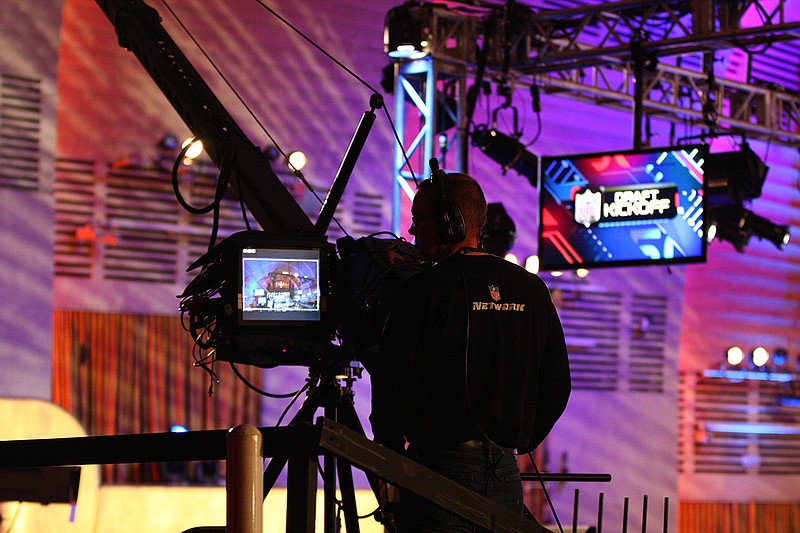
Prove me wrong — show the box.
[371,253,571,454]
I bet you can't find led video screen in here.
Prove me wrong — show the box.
[538,145,707,270]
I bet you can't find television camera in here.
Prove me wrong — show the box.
[178,230,421,369]
[90,0,422,370]
[89,3,571,532]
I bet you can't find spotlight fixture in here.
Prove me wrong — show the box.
[287,150,307,172]
[158,133,179,151]
[708,203,790,252]
[181,138,204,160]
[524,255,539,273]
[726,346,745,367]
[471,124,538,186]
[708,204,751,252]
[263,145,280,162]
[708,345,797,382]
[482,203,516,257]
[384,3,430,59]
[771,348,788,368]
[751,346,770,368]
[741,209,791,250]
[706,143,768,204]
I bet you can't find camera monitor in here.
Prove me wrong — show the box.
[181,231,338,368]
[538,145,707,271]
[240,247,323,324]
[226,234,337,366]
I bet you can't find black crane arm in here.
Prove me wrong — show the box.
[95,0,314,235]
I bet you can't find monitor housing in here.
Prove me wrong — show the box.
[180,231,338,368]
[538,145,707,271]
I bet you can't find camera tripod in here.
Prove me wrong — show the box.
[261,357,381,533]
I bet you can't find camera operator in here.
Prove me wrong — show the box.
[370,171,571,531]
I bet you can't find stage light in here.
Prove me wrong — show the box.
[153,133,184,170]
[707,223,717,242]
[705,142,789,253]
[726,346,745,366]
[504,253,519,265]
[471,124,538,186]
[751,346,770,368]
[772,348,788,368]
[709,204,790,252]
[778,397,800,408]
[706,143,768,203]
[708,204,750,252]
[384,3,429,59]
[741,210,791,250]
[181,138,203,160]
[158,133,179,151]
[263,145,280,162]
[287,150,307,171]
[524,255,539,273]
[483,203,516,257]
[162,423,191,485]
[576,268,589,278]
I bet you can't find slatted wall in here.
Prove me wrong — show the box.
[0,73,41,189]
[551,278,669,393]
[55,158,258,285]
[53,158,386,290]
[679,372,800,476]
[54,158,95,277]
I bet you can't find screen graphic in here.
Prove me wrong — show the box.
[539,146,706,270]
[240,248,321,323]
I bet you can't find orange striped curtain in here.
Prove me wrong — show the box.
[679,501,800,533]
[52,310,262,483]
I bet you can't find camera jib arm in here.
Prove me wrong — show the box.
[95,2,388,531]
[95,0,313,235]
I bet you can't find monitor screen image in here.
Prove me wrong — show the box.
[240,247,321,323]
[538,145,707,270]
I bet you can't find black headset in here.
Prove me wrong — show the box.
[429,158,467,246]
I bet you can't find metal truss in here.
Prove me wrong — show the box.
[389,0,800,231]
[404,0,800,143]
[390,59,469,233]
[535,61,800,145]
[514,0,800,73]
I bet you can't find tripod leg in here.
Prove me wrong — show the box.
[323,404,338,533]
[261,452,288,498]
[321,398,361,533]
[336,453,360,532]
[263,384,324,498]
[336,394,382,499]
[286,447,318,533]
[261,368,376,532]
